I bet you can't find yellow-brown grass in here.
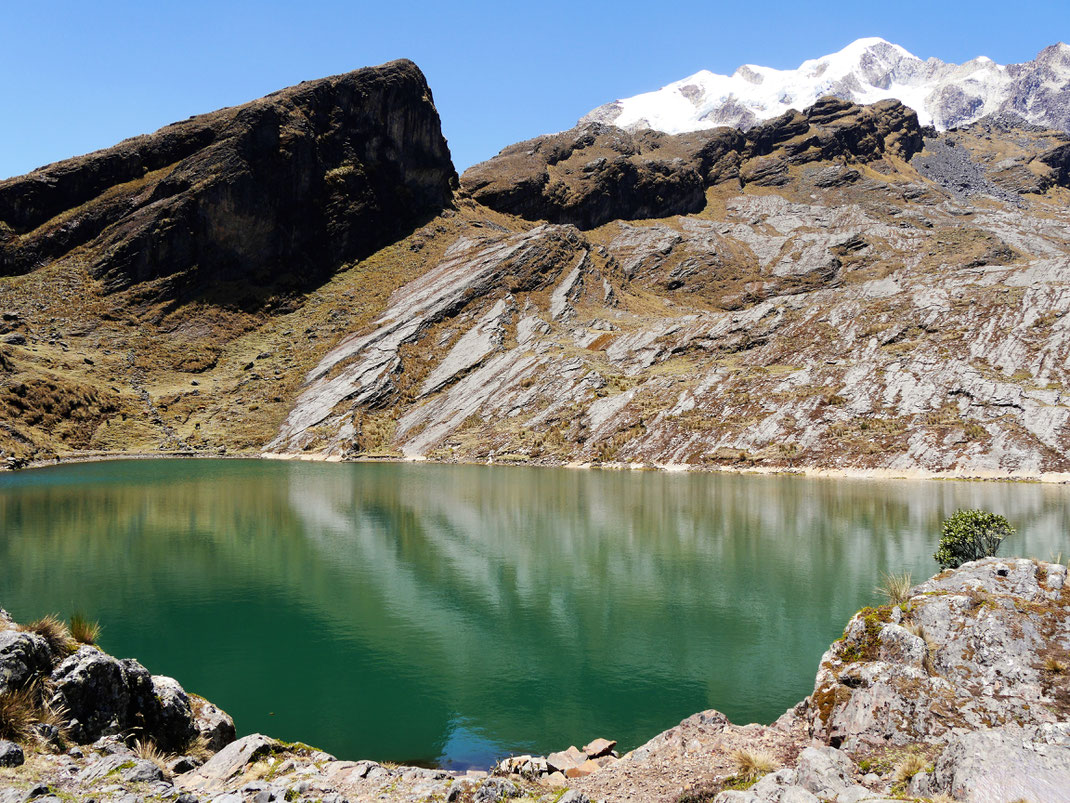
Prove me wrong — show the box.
[0,685,37,742]
[876,571,913,605]
[893,752,929,784]
[20,614,75,658]
[728,748,778,782]
[69,613,101,646]
[133,738,170,772]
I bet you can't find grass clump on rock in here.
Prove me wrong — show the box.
[69,612,101,645]
[876,571,913,605]
[0,686,37,742]
[19,614,75,658]
[0,679,69,746]
[933,509,1014,569]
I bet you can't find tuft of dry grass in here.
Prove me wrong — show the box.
[134,738,171,772]
[1043,656,1067,675]
[0,679,69,746]
[728,748,778,782]
[69,613,101,645]
[20,614,75,658]
[905,623,940,676]
[182,733,213,762]
[893,752,929,784]
[876,571,913,606]
[0,685,38,742]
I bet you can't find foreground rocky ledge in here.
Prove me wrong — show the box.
[2,558,1068,802]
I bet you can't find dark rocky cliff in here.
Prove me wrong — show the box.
[0,60,456,306]
[461,97,923,229]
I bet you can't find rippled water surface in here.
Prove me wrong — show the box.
[1,459,1067,767]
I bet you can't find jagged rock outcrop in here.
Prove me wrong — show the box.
[0,59,455,306]
[461,98,922,228]
[806,558,1069,751]
[0,609,233,757]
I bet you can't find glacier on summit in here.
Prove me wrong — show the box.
[582,37,1070,133]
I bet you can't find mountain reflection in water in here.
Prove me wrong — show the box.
[1,460,1067,766]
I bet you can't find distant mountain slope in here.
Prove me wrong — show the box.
[582,38,1070,134]
[6,63,1070,479]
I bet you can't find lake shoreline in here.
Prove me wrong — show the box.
[3,558,1067,802]
[10,447,1070,484]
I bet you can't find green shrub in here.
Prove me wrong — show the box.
[934,509,1014,569]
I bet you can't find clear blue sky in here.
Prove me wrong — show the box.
[2,0,1067,179]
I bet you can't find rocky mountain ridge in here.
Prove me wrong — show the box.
[3,558,1068,802]
[0,59,455,309]
[4,60,1070,476]
[582,38,1070,136]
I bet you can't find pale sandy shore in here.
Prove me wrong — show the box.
[10,448,1069,484]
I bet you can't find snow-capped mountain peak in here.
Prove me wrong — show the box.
[582,39,1070,134]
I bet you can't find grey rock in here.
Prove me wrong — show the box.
[50,646,151,743]
[749,767,795,797]
[121,758,166,783]
[49,647,198,751]
[147,675,198,752]
[0,630,52,694]
[79,754,141,783]
[190,695,236,752]
[838,785,878,803]
[556,792,592,803]
[0,739,24,767]
[928,724,1070,802]
[179,734,278,792]
[472,777,521,802]
[809,559,1070,751]
[793,746,854,798]
[1,333,26,346]
[169,755,199,774]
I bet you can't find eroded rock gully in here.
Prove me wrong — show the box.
[3,559,1068,802]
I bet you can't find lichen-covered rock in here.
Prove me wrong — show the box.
[49,647,199,751]
[49,647,150,743]
[0,739,24,767]
[190,694,237,752]
[472,777,522,802]
[0,629,51,693]
[146,675,198,752]
[793,746,854,799]
[806,558,1070,750]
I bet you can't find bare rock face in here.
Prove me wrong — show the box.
[49,647,198,751]
[921,723,1070,802]
[0,630,51,694]
[461,98,921,229]
[0,60,456,306]
[806,558,1069,751]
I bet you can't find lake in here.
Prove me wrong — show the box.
[0,459,1066,767]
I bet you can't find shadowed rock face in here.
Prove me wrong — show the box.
[461,97,923,229]
[0,59,456,306]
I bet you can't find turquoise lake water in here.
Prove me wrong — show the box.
[0,459,1066,767]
